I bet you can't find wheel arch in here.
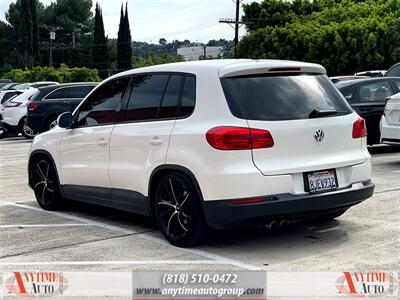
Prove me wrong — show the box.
[28,150,61,191]
[148,165,204,217]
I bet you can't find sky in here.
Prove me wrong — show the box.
[0,0,261,43]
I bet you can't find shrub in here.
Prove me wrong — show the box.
[2,65,101,83]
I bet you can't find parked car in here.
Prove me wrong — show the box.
[385,63,400,77]
[0,79,12,83]
[28,60,374,247]
[335,77,400,145]
[13,82,59,90]
[0,88,39,138]
[380,92,400,145]
[330,76,368,83]
[0,90,24,104]
[354,70,386,77]
[26,83,98,133]
[0,83,20,91]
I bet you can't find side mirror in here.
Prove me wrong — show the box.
[57,112,72,129]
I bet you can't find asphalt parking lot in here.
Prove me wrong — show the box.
[0,137,399,272]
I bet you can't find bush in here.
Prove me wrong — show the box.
[2,64,101,83]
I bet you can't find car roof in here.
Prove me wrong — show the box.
[37,82,98,91]
[107,59,326,81]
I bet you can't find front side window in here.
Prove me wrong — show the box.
[76,77,130,127]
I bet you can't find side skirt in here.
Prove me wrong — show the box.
[62,185,151,216]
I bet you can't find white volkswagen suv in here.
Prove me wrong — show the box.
[28,60,374,247]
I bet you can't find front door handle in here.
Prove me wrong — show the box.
[150,137,163,146]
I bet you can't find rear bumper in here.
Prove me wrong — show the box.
[203,182,374,229]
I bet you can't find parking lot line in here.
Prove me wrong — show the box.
[0,224,94,228]
[0,260,228,266]
[3,202,261,270]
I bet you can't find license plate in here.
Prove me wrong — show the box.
[305,169,338,193]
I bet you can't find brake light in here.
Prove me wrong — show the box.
[352,118,367,139]
[206,126,274,150]
[28,103,39,112]
[384,97,391,117]
[4,101,22,108]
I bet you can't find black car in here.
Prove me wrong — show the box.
[336,77,400,145]
[26,83,97,133]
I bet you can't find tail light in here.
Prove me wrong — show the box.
[352,118,367,139]
[28,103,40,112]
[206,126,274,150]
[384,97,391,117]
[4,101,22,108]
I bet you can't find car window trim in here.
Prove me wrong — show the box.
[72,76,133,129]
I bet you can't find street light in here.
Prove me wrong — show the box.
[49,31,56,67]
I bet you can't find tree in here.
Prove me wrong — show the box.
[238,0,400,75]
[92,3,108,78]
[117,2,132,71]
[159,38,167,45]
[30,0,40,64]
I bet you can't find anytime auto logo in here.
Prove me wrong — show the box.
[336,272,399,297]
[5,271,69,297]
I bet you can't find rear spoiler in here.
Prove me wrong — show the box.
[219,63,326,78]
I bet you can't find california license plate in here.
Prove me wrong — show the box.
[305,169,338,193]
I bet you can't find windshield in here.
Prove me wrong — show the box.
[221,74,352,121]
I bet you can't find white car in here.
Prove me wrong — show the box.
[28,60,375,247]
[0,88,38,138]
[12,82,59,90]
[380,92,400,145]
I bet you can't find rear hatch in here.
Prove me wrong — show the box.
[221,72,367,176]
[384,96,400,126]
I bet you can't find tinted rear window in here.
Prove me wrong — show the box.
[221,75,352,121]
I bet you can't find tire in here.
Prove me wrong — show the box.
[30,156,64,211]
[45,115,59,131]
[154,172,208,247]
[307,209,347,223]
[20,117,37,139]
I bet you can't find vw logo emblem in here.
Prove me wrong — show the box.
[314,129,325,143]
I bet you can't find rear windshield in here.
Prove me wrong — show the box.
[221,74,352,121]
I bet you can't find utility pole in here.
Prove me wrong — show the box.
[203,45,207,60]
[219,0,253,58]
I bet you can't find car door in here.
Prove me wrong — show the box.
[60,77,131,206]
[351,80,394,144]
[108,74,183,214]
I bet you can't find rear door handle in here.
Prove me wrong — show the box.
[97,138,108,146]
[150,137,163,146]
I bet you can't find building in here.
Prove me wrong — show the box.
[177,46,224,61]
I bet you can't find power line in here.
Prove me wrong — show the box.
[219,0,253,58]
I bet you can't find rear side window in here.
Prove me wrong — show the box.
[179,76,196,118]
[355,81,392,103]
[76,77,130,127]
[125,75,170,121]
[221,75,352,121]
[46,86,94,100]
[159,75,182,119]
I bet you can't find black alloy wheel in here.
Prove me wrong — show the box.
[31,157,63,210]
[155,173,208,247]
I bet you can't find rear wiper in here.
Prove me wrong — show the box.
[309,109,338,118]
